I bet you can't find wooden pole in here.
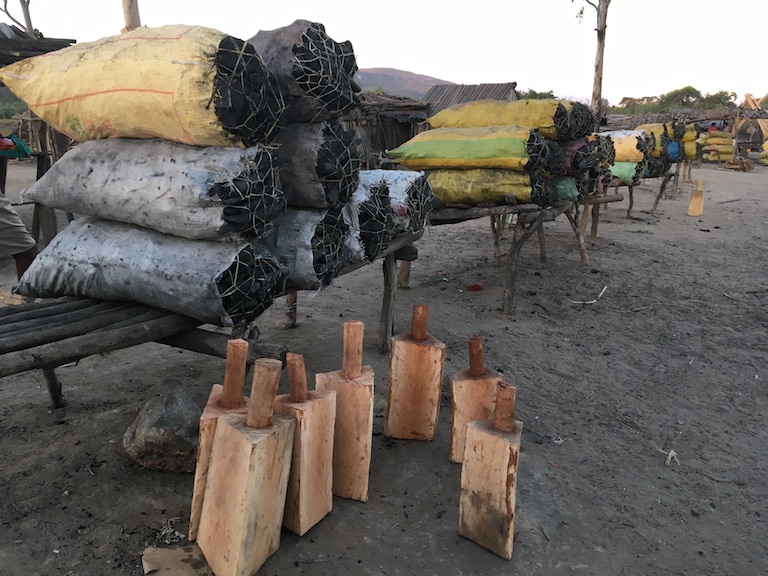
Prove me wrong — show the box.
[122,0,141,32]
[246,359,283,428]
[316,320,375,501]
[286,352,308,403]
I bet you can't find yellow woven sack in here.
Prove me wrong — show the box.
[704,144,734,153]
[605,132,645,163]
[387,125,533,171]
[636,123,668,139]
[705,152,733,162]
[706,137,733,146]
[759,149,768,159]
[681,124,697,142]
[708,130,731,139]
[428,169,532,204]
[427,99,561,140]
[0,25,245,146]
[684,141,698,159]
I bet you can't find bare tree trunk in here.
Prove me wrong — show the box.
[122,0,141,32]
[590,0,610,130]
[19,0,33,34]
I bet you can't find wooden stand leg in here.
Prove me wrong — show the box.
[671,157,683,197]
[502,215,544,315]
[536,222,546,263]
[626,185,634,219]
[590,202,600,239]
[285,289,297,329]
[42,368,65,409]
[651,173,673,214]
[578,203,590,239]
[565,209,589,267]
[490,215,502,258]
[397,260,411,289]
[378,253,398,352]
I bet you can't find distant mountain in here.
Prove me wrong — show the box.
[354,68,454,100]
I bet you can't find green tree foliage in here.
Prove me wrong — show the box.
[608,86,738,113]
[0,88,27,119]
[517,88,556,100]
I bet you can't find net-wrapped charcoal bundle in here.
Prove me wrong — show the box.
[427,170,556,208]
[599,130,650,163]
[387,126,564,174]
[427,99,596,140]
[15,217,287,327]
[249,20,360,122]
[271,119,362,208]
[362,170,434,235]
[589,133,616,168]
[575,168,612,200]
[0,25,286,147]
[557,137,601,177]
[349,177,394,262]
[264,206,351,290]
[22,139,285,242]
[644,155,672,178]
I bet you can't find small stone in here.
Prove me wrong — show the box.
[123,385,201,473]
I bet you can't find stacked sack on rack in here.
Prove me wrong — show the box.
[3,22,433,324]
[386,99,601,208]
[698,130,735,163]
[598,129,653,186]
[249,20,433,286]
[761,138,768,166]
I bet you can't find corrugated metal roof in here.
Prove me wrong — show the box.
[422,82,518,115]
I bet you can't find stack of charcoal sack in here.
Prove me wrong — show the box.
[250,20,435,284]
[387,99,600,209]
[2,24,291,327]
[598,129,654,187]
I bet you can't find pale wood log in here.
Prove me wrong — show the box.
[196,413,295,576]
[316,319,374,501]
[246,358,283,428]
[285,289,297,328]
[449,335,501,463]
[384,305,445,440]
[286,352,308,403]
[459,418,523,560]
[274,388,336,535]
[342,320,364,380]
[397,260,412,289]
[157,330,287,364]
[189,340,251,541]
[493,382,517,433]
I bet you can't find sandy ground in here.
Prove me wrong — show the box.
[1,158,767,575]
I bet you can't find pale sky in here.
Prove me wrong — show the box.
[7,0,766,106]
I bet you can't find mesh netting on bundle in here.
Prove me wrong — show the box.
[645,155,671,178]
[351,178,394,262]
[567,102,597,139]
[593,134,616,167]
[214,36,287,146]
[216,246,288,325]
[272,118,362,208]
[249,20,361,122]
[526,132,566,175]
[558,137,600,177]
[579,168,612,199]
[21,139,285,243]
[264,207,351,290]
[15,216,287,327]
[360,170,434,234]
[531,174,560,206]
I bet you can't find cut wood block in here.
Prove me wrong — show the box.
[687,179,704,217]
[449,334,501,463]
[384,305,445,441]
[315,320,374,502]
[274,352,336,535]
[459,381,523,560]
[197,358,293,576]
[189,338,249,542]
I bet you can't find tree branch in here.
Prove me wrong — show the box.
[584,0,598,10]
